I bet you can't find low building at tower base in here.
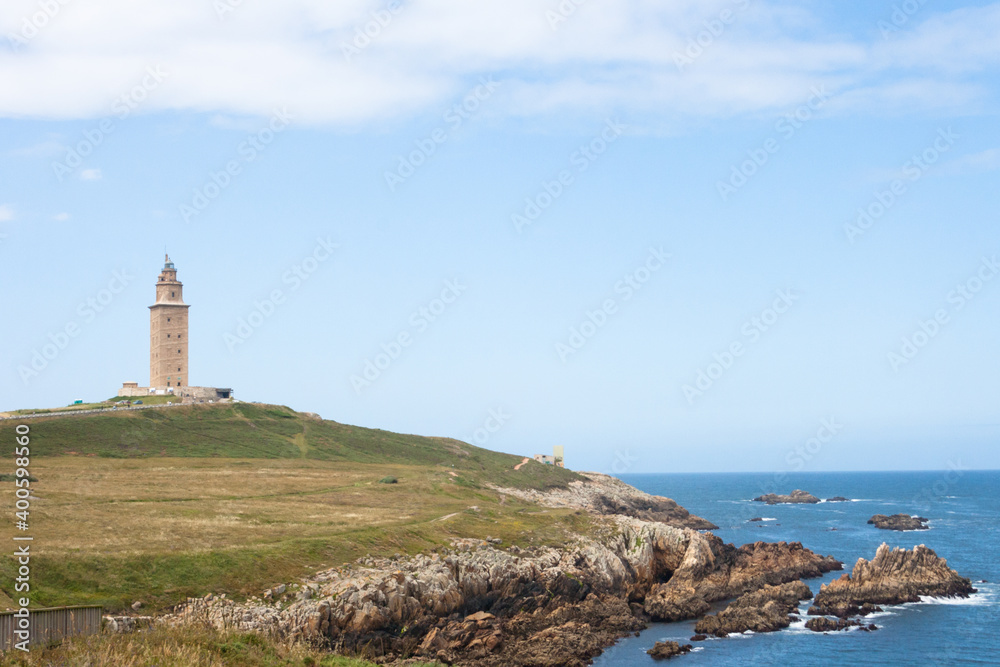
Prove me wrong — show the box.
[118,382,233,402]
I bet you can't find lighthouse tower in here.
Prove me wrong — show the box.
[149,254,190,388]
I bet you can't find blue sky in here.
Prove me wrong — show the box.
[1,0,998,473]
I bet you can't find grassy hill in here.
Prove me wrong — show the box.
[0,403,587,615]
[2,402,578,491]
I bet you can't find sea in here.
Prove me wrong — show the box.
[591,471,999,667]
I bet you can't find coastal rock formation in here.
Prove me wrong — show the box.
[810,544,976,618]
[491,472,718,530]
[694,581,811,637]
[826,497,850,502]
[643,538,840,622]
[165,516,677,665]
[752,490,820,505]
[868,514,929,531]
[647,641,693,660]
[164,516,841,666]
[805,617,878,632]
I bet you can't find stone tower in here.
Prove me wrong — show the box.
[149,254,190,388]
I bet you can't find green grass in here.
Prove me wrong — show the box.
[0,402,588,614]
[0,402,580,490]
[0,474,37,482]
[0,401,590,666]
[0,492,593,612]
[107,394,184,406]
[0,623,441,666]
[4,394,182,417]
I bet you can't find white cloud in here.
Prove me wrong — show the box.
[0,204,13,221]
[940,148,1000,176]
[0,1,997,128]
[53,212,71,221]
[7,138,65,157]
[80,168,102,181]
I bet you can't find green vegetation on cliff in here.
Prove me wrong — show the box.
[0,623,439,667]
[0,403,589,614]
[2,402,579,490]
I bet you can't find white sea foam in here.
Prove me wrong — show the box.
[916,592,993,606]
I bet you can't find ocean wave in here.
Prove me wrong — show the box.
[916,592,993,606]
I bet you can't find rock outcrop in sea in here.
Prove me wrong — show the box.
[867,513,929,531]
[752,490,820,505]
[694,580,812,637]
[647,640,693,660]
[161,475,841,666]
[643,540,840,621]
[805,617,878,633]
[810,543,976,618]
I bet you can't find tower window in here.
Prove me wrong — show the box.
[178,334,182,339]
[177,367,181,371]
[167,318,171,322]
[167,334,171,338]
[171,291,175,297]
[178,349,181,354]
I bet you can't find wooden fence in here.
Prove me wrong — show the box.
[0,606,103,651]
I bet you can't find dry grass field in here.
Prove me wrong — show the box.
[0,403,587,666]
[0,455,589,613]
[0,623,438,667]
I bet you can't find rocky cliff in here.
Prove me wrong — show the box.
[491,472,718,530]
[164,512,840,666]
[643,538,841,621]
[694,580,812,637]
[810,543,976,617]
